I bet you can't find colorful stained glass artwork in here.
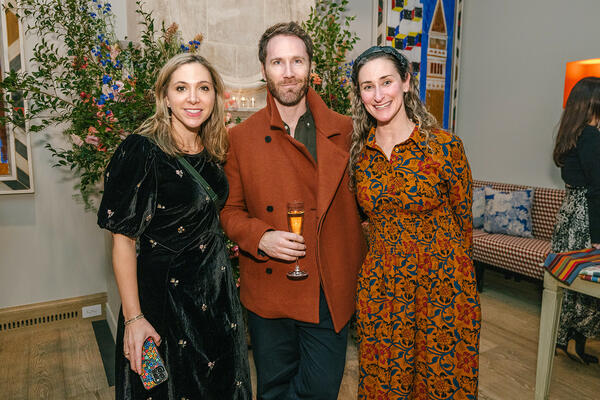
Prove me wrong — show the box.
[379,0,462,131]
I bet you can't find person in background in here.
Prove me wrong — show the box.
[97,53,251,399]
[552,76,600,365]
[349,45,481,399]
[220,22,366,400]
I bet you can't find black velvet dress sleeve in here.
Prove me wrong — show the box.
[578,125,600,243]
[97,134,157,238]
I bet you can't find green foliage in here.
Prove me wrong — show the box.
[0,0,357,210]
[302,0,358,116]
[0,0,202,208]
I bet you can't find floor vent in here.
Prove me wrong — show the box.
[0,292,106,333]
[0,310,79,332]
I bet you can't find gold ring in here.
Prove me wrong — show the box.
[124,352,130,356]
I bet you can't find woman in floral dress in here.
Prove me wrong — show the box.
[552,77,600,364]
[349,46,480,399]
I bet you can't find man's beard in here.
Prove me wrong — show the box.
[266,73,310,106]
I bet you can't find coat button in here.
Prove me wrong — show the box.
[266,268,272,274]
[265,136,271,143]
[266,205,273,212]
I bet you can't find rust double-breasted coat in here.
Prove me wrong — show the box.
[220,88,367,332]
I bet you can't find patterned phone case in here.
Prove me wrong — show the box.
[140,337,169,390]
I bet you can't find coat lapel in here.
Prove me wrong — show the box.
[265,88,351,220]
[316,131,349,221]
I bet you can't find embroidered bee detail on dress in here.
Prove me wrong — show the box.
[107,209,114,218]
[176,170,184,178]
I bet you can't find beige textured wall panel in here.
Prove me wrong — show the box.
[127,0,315,104]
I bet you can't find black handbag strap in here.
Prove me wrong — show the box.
[177,156,218,203]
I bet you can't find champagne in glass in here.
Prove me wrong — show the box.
[287,201,308,280]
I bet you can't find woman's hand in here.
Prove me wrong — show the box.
[592,243,600,249]
[123,317,161,375]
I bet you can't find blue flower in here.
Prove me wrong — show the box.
[106,110,112,115]
[97,98,106,106]
[108,93,114,100]
[97,4,102,8]
[102,75,112,84]
[112,84,119,91]
[90,12,97,18]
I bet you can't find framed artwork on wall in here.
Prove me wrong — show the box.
[0,2,34,194]
[372,0,463,132]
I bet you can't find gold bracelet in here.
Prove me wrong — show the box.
[124,313,144,326]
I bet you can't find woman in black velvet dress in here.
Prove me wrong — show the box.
[552,76,600,365]
[97,53,251,399]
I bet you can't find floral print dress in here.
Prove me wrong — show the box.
[355,127,481,400]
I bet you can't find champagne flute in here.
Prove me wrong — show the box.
[287,201,308,280]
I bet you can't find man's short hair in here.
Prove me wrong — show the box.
[258,22,314,65]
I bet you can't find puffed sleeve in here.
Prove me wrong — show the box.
[578,126,600,243]
[446,135,473,257]
[97,134,157,238]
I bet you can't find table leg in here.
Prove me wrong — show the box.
[535,278,564,400]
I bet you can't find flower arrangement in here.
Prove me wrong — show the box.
[0,0,205,208]
[303,0,357,116]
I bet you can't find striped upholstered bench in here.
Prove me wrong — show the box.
[472,180,565,287]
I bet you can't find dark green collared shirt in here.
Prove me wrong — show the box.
[283,106,317,163]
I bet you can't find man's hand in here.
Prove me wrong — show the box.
[259,230,306,261]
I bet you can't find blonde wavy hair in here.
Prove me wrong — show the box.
[135,53,228,162]
[348,48,438,189]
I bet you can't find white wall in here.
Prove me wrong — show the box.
[0,132,110,308]
[0,1,130,318]
[346,0,375,61]
[456,0,600,188]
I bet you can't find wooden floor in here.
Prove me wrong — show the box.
[1,268,599,399]
[0,318,114,399]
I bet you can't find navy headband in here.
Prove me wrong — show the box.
[351,46,409,86]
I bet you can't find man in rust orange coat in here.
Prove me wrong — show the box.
[220,22,366,400]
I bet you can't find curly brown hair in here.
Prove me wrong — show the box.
[348,48,438,189]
